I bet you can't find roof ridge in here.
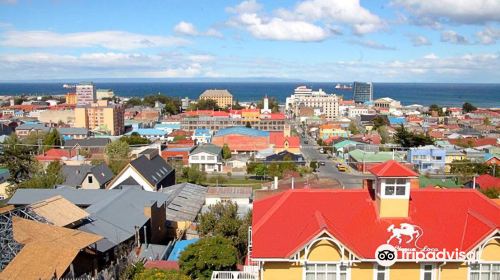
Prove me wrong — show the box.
[253,191,292,234]
[460,210,498,252]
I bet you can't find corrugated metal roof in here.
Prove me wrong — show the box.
[214,126,269,137]
[161,183,207,222]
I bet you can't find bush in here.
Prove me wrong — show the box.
[134,268,190,280]
[179,236,237,280]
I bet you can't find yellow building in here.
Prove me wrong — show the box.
[199,89,233,108]
[445,149,466,173]
[65,92,77,105]
[74,100,124,136]
[248,160,500,280]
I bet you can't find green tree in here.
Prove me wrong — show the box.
[267,163,281,178]
[181,165,206,184]
[348,121,360,135]
[43,129,62,151]
[480,188,499,199]
[0,134,36,185]
[462,102,477,113]
[450,159,495,182]
[377,126,390,144]
[232,100,244,110]
[17,161,64,190]
[126,97,143,108]
[372,116,389,129]
[310,161,318,171]
[222,144,232,160]
[256,97,280,112]
[484,117,491,126]
[190,99,220,111]
[393,125,434,147]
[105,140,130,174]
[133,268,190,280]
[179,236,238,280]
[120,132,151,145]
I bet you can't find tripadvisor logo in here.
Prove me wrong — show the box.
[375,223,478,267]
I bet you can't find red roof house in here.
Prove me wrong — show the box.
[466,174,500,191]
[36,148,76,162]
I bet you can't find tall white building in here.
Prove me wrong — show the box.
[286,86,340,119]
[76,82,96,106]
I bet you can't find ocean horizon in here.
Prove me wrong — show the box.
[0,82,498,107]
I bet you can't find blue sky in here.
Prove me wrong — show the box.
[0,0,499,82]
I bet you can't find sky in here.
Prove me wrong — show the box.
[0,0,499,82]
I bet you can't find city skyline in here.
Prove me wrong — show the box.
[0,0,500,82]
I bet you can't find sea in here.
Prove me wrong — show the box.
[0,82,498,107]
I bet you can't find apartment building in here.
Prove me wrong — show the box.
[75,82,96,106]
[199,89,233,108]
[286,86,340,119]
[180,115,286,132]
[74,100,125,136]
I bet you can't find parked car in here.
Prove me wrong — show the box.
[337,164,348,172]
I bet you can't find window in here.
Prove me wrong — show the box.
[88,176,93,184]
[374,265,388,280]
[383,178,408,198]
[305,263,348,280]
[420,264,435,280]
[470,263,500,280]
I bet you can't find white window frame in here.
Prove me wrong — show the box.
[420,263,436,280]
[303,262,350,280]
[379,178,410,199]
[373,264,389,280]
[468,263,500,280]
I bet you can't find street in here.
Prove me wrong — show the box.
[299,133,373,189]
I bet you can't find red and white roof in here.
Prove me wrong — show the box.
[369,160,418,177]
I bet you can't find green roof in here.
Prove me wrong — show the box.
[348,149,405,162]
[333,140,362,149]
[419,175,462,189]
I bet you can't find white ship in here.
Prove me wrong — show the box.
[335,83,353,90]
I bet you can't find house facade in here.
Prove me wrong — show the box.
[407,145,447,174]
[248,160,500,280]
[188,143,222,173]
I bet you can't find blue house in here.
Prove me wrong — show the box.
[388,116,406,126]
[407,145,446,174]
[192,128,212,144]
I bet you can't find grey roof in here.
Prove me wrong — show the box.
[58,127,89,135]
[62,163,114,187]
[190,143,222,156]
[130,155,174,187]
[160,183,207,222]
[16,123,50,132]
[457,127,482,136]
[8,188,120,206]
[64,138,111,148]
[79,187,169,252]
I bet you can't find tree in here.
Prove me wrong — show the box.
[348,121,360,135]
[480,188,499,199]
[105,140,130,174]
[484,117,491,126]
[257,97,280,113]
[310,161,318,171]
[372,116,389,129]
[17,161,64,190]
[126,97,143,108]
[393,125,434,147]
[462,102,477,113]
[190,99,220,111]
[0,134,36,185]
[377,126,390,144]
[133,268,190,280]
[222,144,232,160]
[450,159,495,182]
[120,132,151,145]
[232,100,244,110]
[43,129,62,151]
[179,236,238,280]
[181,166,206,184]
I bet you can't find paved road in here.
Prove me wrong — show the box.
[299,134,372,189]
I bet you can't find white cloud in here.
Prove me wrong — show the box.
[349,39,396,50]
[393,0,500,25]
[292,0,385,34]
[173,21,223,38]
[226,0,262,14]
[235,13,329,41]
[423,53,438,59]
[476,26,500,45]
[0,30,187,50]
[410,35,431,46]
[440,30,470,45]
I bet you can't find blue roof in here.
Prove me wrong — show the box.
[155,123,181,129]
[126,129,166,136]
[167,239,199,261]
[388,117,406,125]
[194,128,211,136]
[215,126,269,137]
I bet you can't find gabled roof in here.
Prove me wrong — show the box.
[190,143,222,156]
[474,174,500,190]
[252,189,500,259]
[36,148,76,161]
[0,217,101,280]
[62,163,114,187]
[369,160,418,177]
[269,132,300,148]
[57,127,89,135]
[129,155,174,187]
[64,137,111,148]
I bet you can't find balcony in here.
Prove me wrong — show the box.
[211,271,258,280]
